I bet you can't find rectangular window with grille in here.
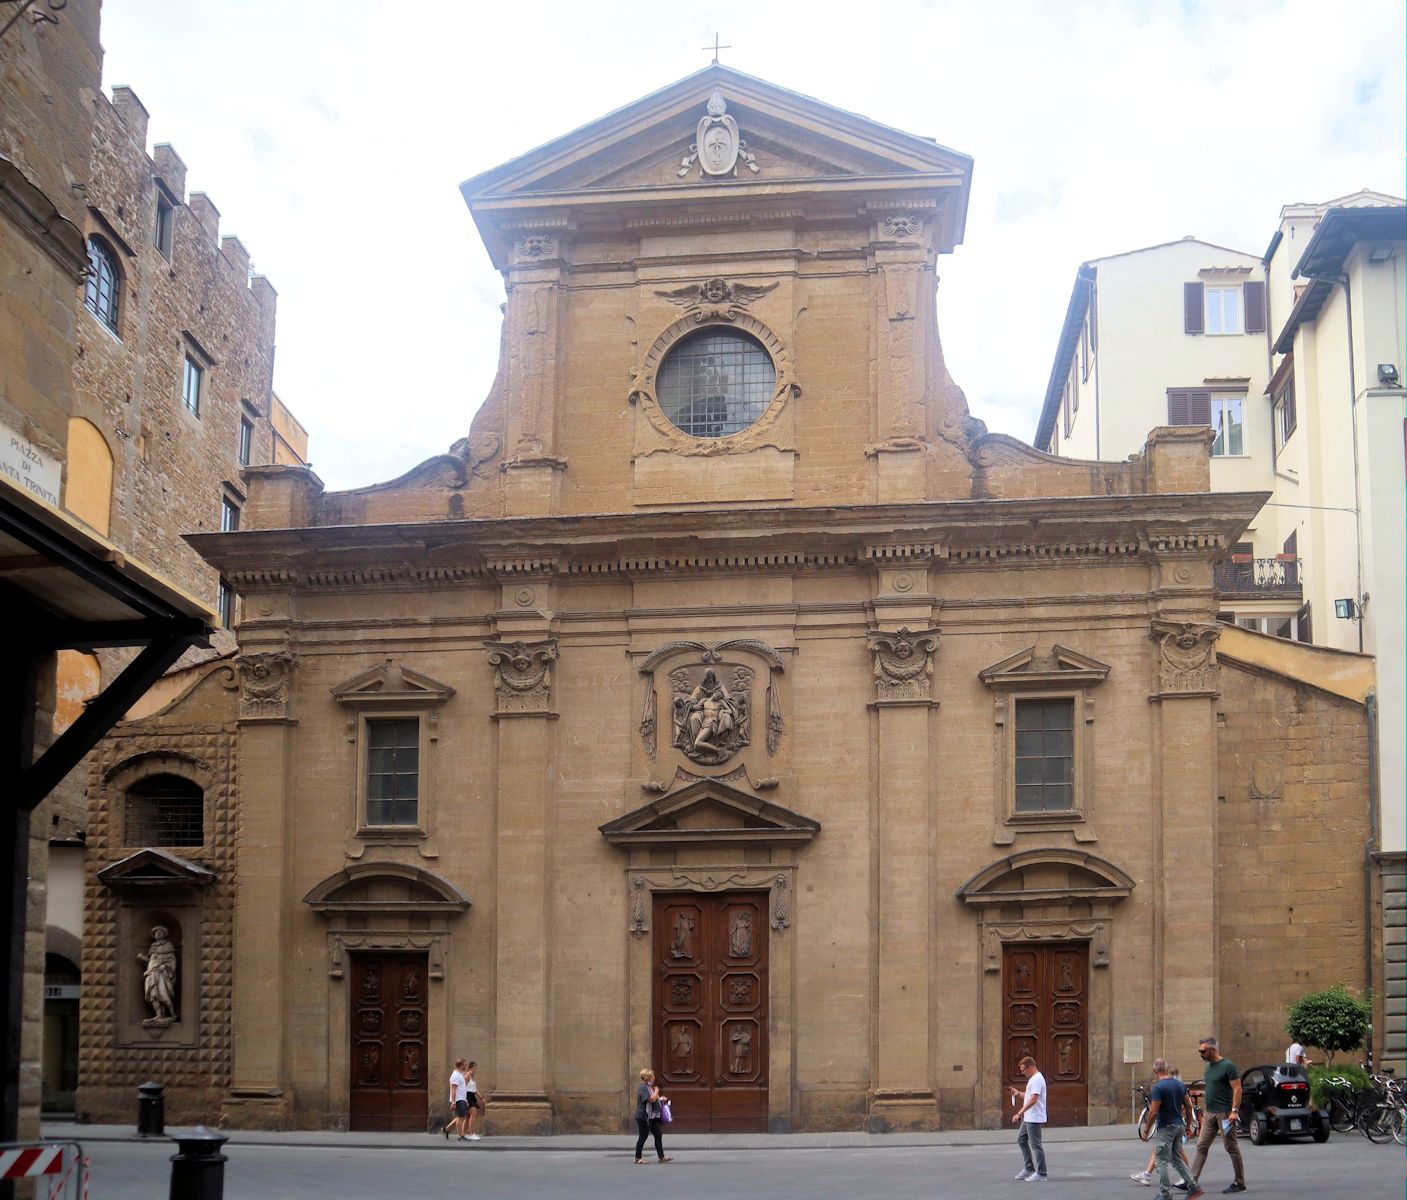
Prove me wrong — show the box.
[1014,698,1074,812]
[366,718,419,826]
[125,777,204,846]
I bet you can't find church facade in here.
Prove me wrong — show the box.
[76,66,1377,1133]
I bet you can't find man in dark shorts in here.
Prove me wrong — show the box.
[446,1058,469,1141]
[1189,1037,1244,1194]
[1140,1058,1204,1200]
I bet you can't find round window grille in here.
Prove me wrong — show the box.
[656,329,776,438]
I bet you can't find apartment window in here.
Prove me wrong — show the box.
[181,356,203,416]
[1183,280,1265,336]
[1014,698,1074,812]
[124,774,203,847]
[217,578,235,629]
[1275,376,1297,446]
[220,497,240,532]
[365,717,420,827]
[84,237,121,334]
[238,417,254,467]
[1167,389,1244,455]
[154,191,174,258]
[1210,396,1244,456]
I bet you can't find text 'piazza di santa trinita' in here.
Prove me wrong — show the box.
[72,62,1378,1138]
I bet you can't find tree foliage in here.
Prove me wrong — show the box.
[1286,984,1372,1065]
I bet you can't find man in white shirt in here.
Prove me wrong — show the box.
[1285,1042,1309,1067]
[446,1058,468,1141]
[1008,1055,1049,1182]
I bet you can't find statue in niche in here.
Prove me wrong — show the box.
[670,911,696,959]
[138,925,178,1025]
[728,909,753,959]
[730,1025,752,1074]
[672,667,749,765]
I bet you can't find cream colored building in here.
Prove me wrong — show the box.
[78,67,1378,1133]
[1039,192,1406,1069]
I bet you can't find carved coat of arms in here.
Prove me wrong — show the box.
[678,90,760,178]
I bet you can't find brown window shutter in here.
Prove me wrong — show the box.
[1184,282,1204,334]
[1189,389,1211,425]
[1244,281,1267,333]
[1168,389,1189,424]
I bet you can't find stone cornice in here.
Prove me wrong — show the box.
[192,493,1266,590]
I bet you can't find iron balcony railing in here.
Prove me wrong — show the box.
[1214,556,1302,599]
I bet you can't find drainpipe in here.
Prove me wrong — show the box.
[1365,691,1380,1067]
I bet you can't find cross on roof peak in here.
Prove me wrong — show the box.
[702,34,731,65]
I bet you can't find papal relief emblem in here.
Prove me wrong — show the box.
[639,640,785,771]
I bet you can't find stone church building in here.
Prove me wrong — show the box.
[76,66,1376,1133]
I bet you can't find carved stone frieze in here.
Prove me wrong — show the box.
[485,638,558,713]
[330,932,445,980]
[625,866,795,936]
[639,640,785,765]
[655,277,779,324]
[677,89,760,178]
[236,651,296,720]
[866,627,940,702]
[1151,621,1219,695]
[981,919,1111,973]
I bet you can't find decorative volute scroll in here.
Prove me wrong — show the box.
[677,89,760,178]
[236,650,296,720]
[1150,621,1220,696]
[639,640,785,767]
[866,627,941,702]
[655,278,779,323]
[484,637,558,714]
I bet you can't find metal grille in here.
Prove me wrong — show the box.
[1014,698,1074,812]
[656,330,775,438]
[124,774,204,846]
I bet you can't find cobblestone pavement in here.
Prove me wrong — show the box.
[52,1126,1405,1199]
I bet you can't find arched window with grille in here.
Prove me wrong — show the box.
[84,236,121,334]
[124,774,204,847]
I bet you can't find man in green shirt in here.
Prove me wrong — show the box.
[1190,1037,1245,1194]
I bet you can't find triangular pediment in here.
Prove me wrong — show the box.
[978,644,1111,689]
[599,778,820,849]
[330,660,455,707]
[463,65,971,198]
[97,848,216,890]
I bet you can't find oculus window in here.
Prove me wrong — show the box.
[656,328,775,438]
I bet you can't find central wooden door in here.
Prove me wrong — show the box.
[349,953,429,1131]
[1001,942,1088,1126]
[653,892,768,1132]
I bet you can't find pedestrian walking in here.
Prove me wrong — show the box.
[1138,1058,1205,1200]
[1007,1055,1048,1182]
[1188,1037,1245,1194]
[445,1058,469,1142]
[1133,1068,1195,1185]
[463,1060,483,1140]
[1284,1040,1309,1067]
[633,1067,672,1165]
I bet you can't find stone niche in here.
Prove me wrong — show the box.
[97,849,216,1049]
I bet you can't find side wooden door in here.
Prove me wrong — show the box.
[349,953,429,1131]
[654,892,768,1132]
[1001,942,1088,1127]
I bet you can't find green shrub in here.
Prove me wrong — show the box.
[1308,1063,1374,1110]
[1286,984,1372,1066]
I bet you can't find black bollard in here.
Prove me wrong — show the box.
[168,1126,228,1200]
[137,1081,166,1137]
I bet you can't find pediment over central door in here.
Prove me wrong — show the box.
[599,779,820,850]
[955,849,1134,907]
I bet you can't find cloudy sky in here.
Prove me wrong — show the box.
[98,0,1403,492]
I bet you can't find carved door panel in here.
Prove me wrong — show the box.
[654,892,767,1132]
[350,953,429,1131]
[1001,942,1087,1127]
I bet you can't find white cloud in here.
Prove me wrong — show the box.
[98,0,1404,487]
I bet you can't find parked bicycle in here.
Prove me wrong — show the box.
[1358,1071,1404,1145]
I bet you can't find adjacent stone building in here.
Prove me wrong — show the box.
[78,65,1375,1133]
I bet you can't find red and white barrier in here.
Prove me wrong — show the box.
[0,1145,63,1177]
